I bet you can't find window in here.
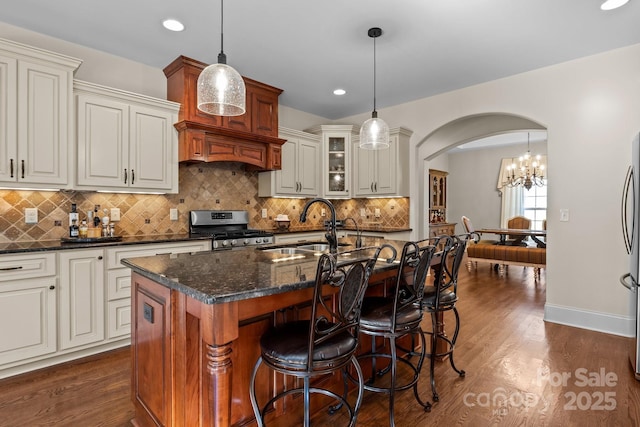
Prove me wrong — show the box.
[523,181,547,230]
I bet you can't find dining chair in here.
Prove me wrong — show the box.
[506,216,531,246]
[421,234,469,402]
[461,216,499,245]
[249,245,392,427]
[462,215,498,271]
[357,238,440,426]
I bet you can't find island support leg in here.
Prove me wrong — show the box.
[205,342,233,427]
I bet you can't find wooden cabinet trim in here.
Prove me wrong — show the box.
[164,55,284,170]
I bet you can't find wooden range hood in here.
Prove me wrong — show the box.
[163,56,285,171]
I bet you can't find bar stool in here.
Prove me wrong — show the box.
[357,239,439,426]
[249,246,390,427]
[422,233,469,402]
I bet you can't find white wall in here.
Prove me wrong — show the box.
[341,43,640,337]
[447,141,547,233]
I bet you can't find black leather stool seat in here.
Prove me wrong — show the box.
[421,287,457,307]
[261,320,357,371]
[359,297,422,331]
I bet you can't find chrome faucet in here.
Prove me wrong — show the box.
[344,217,363,248]
[300,198,338,254]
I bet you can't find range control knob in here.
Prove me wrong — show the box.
[221,240,229,247]
[255,238,263,244]
[243,239,250,245]
[230,239,237,246]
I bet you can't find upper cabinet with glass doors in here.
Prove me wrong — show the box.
[307,125,357,199]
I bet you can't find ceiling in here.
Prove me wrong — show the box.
[1,1,639,120]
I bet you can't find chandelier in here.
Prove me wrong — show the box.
[504,133,545,190]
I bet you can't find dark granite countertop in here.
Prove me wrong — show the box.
[0,234,210,255]
[122,236,403,305]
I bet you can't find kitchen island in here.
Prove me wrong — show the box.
[122,237,401,427]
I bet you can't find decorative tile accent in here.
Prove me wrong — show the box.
[0,163,409,243]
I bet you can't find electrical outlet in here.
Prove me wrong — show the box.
[560,209,569,222]
[321,208,326,217]
[110,208,121,222]
[25,208,38,224]
[261,208,267,218]
[170,208,178,221]
[360,208,366,217]
[374,208,381,218]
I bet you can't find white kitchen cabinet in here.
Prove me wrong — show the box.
[0,253,57,366]
[307,125,357,199]
[0,38,81,189]
[0,240,212,379]
[104,240,211,339]
[353,127,413,197]
[74,80,180,193]
[58,249,105,350]
[258,127,320,197]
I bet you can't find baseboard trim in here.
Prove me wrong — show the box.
[544,303,634,337]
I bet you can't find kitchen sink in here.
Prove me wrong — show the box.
[261,247,315,255]
[296,243,351,252]
[296,244,331,252]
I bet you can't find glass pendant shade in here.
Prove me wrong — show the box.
[359,113,390,150]
[197,61,246,116]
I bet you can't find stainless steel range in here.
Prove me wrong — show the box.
[189,210,274,250]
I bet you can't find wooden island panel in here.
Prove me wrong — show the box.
[130,272,364,427]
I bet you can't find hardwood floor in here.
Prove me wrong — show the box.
[1,256,638,426]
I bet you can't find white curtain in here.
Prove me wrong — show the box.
[497,158,524,227]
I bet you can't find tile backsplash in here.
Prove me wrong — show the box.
[0,162,409,243]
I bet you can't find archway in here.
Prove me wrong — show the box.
[413,113,547,238]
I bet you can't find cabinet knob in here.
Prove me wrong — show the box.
[97,255,103,260]
[49,285,55,290]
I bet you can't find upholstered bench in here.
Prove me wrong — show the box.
[466,243,546,279]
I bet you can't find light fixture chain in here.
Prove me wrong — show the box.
[373,33,377,113]
[220,0,224,55]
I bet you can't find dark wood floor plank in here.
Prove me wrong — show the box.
[0,257,637,426]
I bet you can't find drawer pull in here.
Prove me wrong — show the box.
[49,285,55,290]
[97,256,103,260]
[0,266,23,271]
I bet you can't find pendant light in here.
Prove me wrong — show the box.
[359,27,390,150]
[197,0,246,116]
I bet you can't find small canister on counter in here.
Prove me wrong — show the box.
[79,220,88,238]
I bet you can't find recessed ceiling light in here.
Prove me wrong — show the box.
[333,89,346,96]
[162,19,185,32]
[601,0,629,10]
